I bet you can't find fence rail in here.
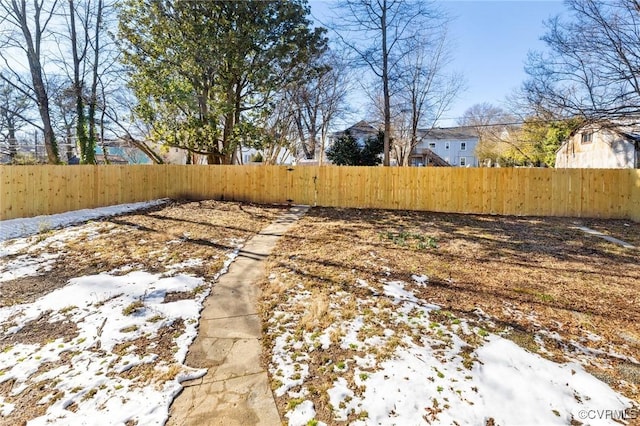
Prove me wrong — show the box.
[1,165,639,221]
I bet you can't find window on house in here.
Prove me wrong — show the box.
[461,142,467,151]
[460,157,467,166]
[428,143,436,149]
[581,132,593,144]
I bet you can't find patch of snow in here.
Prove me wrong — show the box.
[109,263,143,274]
[317,325,335,350]
[166,258,203,273]
[382,280,439,314]
[271,330,310,397]
[383,281,418,304]
[0,222,123,283]
[0,397,14,417]
[0,252,58,282]
[583,331,603,342]
[0,199,168,242]
[574,226,636,249]
[354,335,633,425]
[471,336,633,425]
[269,265,637,425]
[285,400,318,426]
[0,221,107,259]
[340,316,366,350]
[354,353,377,369]
[0,269,211,425]
[569,339,639,367]
[0,198,256,425]
[327,377,360,421]
[411,274,428,285]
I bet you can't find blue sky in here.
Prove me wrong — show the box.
[309,0,567,127]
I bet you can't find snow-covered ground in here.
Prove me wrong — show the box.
[0,200,168,242]
[267,274,638,425]
[0,201,238,424]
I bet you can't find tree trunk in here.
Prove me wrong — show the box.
[23,43,58,162]
[65,126,74,161]
[88,0,103,163]
[221,108,234,165]
[124,135,164,164]
[231,83,243,165]
[69,0,93,164]
[7,122,17,161]
[381,0,391,166]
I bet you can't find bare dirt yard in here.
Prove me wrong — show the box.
[260,207,640,425]
[1,200,638,425]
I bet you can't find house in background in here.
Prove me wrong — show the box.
[239,145,294,165]
[96,139,148,164]
[326,120,381,164]
[329,122,479,166]
[330,120,379,144]
[556,123,640,168]
[411,127,479,167]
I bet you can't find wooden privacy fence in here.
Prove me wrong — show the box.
[1,165,639,221]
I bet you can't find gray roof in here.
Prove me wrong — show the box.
[419,127,478,140]
[333,120,379,138]
[333,123,478,141]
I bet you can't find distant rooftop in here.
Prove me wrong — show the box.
[419,127,478,140]
[332,120,379,138]
[333,122,479,140]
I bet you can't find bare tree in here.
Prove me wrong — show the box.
[87,0,104,158]
[290,50,350,163]
[459,103,545,166]
[0,0,61,163]
[57,0,110,163]
[458,103,510,166]
[334,0,438,165]
[101,87,165,164]
[392,31,463,165]
[525,0,640,123]
[0,79,31,160]
[67,0,92,162]
[49,81,77,161]
[458,103,511,132]
[333,0,460,166]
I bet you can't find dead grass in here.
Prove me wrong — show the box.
[0,200,285,307]
[0,200,286,424]
[260,207,640,421]
[122,301,145,316]
[0,311,78,349]
[299,292,331,332]
[3,200,638,423]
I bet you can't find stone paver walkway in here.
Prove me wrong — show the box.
[168,205,309,426]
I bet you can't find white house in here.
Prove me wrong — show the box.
[556,123,640,168]
[411,127,479,167]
